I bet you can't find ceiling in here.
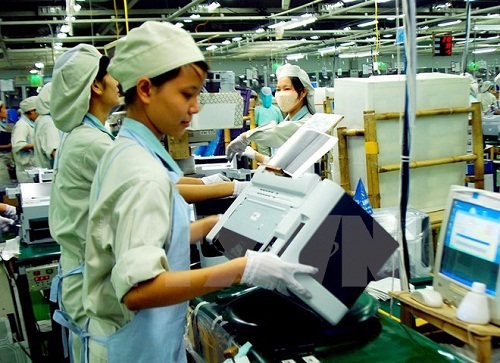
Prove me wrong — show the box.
[0,0,499,73]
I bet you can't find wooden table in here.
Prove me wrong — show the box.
[390,291,500,363]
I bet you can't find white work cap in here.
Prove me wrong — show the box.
[480,81,493,93]
[20,96,38,113]
[51,44,102,132]
[36,82,52,115]
[109,21,205,93]
[261,86,272,96]
[276,63,315,114]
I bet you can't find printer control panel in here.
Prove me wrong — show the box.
[25,262,59,292]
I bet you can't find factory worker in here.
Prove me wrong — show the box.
[34,82,61,168]
[0,101,14,185]
[83,21,317,363]
[463,73,478,104]
[12,96,38,182]
[226,63,315,164]
[48,44,121,363]
[477,81,497,114]
[254,86,284,156]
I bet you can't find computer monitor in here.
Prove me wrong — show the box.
[433,185,500,325]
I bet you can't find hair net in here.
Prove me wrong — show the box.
[20,96,38,113]
[480,81,493,93]
[51,44,102,132]
[276,63,315,114]
[261,87,272,108]
[36,82,52,115]
[109,21,205,93]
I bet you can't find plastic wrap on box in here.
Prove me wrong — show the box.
[372,207,433,279]
[190,92,244,130]
[332,73,470,212]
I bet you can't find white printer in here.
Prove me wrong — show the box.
[19,183,52,244]
[206,167,398,326]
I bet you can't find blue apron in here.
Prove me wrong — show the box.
[91,122,190,363]
[50,114,115,363]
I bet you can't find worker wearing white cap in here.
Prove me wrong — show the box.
[226,63,315,163]
[0,101,13,185]
[84,21,316,363]
[12,96,38,182]
[48,44,120,363]
[34,82,61,168]
[477,81,497,114]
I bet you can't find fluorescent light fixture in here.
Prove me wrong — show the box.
[184,19,192,23]
[343,26,351,31]
[472,48,496,54]
[30,69,38,74]
[387,17,396,20]
[318,46,337,55]
[206,44,218,51]
[437,19,462,27]
[65,16,76,22]
[419,25,429,30]
[487,13,500,17]
[339,41,355,47]
[207,2,220,11]
[232,36,242,42]
[487,35,500,40]
[473,25,500,31]
[190,14,200,19]
[35,61,44,69]
[255,27,265,33]
[270,13,317,31]
[174,22,184,28]
[455,39,473,45]
[358,19,378,27]
[60,24,71,33]
[57,32,68,39]
[310,35,320,40]
[73,4,82,12]
[383,34,393,38]
[339,50,379,58]
[222,39,231,45]
[286,53,305,60]
[377,0,392,3]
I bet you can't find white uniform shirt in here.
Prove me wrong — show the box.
[246,105,313,148]
[84,136,174,341]
[11,115,35,181]
[34,114,61,168]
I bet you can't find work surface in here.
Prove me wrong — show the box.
[189,286,469,363]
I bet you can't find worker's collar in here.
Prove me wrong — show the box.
[287,105,310,122]
[20,114,35,128]
[119,118,183,177]
[83,113,115,140]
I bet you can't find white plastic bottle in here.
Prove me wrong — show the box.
[456,282,490,325]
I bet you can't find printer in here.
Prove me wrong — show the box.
[19,183,53,244]
[206,167,398,326]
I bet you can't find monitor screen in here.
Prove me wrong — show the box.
[439,199,500,296]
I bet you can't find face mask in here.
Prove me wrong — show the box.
[275,90,299,113]
[261,94,272,108]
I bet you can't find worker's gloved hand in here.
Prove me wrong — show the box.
[240,146,257,160]
[3,205,16,219]
[0,215,15,232]
[201,173,231,185]
[241,250,318,299]
[226,134,249,161]
[232,180,249,196]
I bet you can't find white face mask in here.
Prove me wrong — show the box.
[275,90,299,113]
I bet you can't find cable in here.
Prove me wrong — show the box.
[461,1,472,75]
[113,0,120,38]
[123,0,129,34]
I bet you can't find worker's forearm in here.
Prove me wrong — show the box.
[178,176,204,185]
[177,183,234,203]
[190,215,219,243]
[123,257,247,310]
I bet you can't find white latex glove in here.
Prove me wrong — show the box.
[201,173,231,185]
[3,205,16,219]
[241,250,318,298]
[241,146,257,160]
[0,215,14,232]
[232,180,249,196]
[226,134,249,161]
